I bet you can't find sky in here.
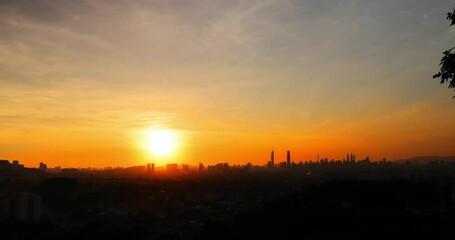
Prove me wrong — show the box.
[1,0,455,168]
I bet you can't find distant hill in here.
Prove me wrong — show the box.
[395,156,455,164]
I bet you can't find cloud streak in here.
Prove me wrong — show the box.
[1,0,455,166]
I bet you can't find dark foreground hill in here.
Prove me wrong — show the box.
[197,180,455,240]
[1,177,454,240]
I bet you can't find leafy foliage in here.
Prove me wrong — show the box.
[447,7,455,26]
[434,6,455,98]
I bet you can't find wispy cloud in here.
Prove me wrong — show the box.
[1,0,455,165]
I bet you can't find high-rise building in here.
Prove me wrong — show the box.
[5,193,42,221]
[147,163,156,173]
[271,150,275,167]
[166,164,178,172]
[29,195,41,221]
[14,195,28,221]
[198,163,204,172]
[39,162,47,172]
[182,164,189,172]
[287,150,291,168]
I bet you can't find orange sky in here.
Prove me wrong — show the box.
[1,0,455,168]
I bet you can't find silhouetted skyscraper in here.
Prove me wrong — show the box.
[199,163,204,172]
[287,150,291,168]
[147,163,155,173]
[7,193,42,221]
[271,150,275,167]
[167,164,178,172]
[39,162,47,172]
[182,164,189,172]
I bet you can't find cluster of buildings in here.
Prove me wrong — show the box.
[0,159,24,170]
[266,150,385,168]
[0,160,43,222]
[0,193,42,221]
[2,150,388,177]
[137,150,385,174]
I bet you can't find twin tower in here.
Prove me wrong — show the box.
[268,150,291,168]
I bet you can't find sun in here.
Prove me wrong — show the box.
[145,129,178,157]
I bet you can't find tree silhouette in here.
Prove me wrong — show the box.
[433,6,455,98]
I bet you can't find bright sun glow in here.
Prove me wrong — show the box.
[145,129,178,157]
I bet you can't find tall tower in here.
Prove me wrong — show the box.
[347,153,350,162]
[287,150,291,168]
[271,149,275,167]
[151,163,155,173]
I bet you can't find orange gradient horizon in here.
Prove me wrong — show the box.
[1,0,455,168]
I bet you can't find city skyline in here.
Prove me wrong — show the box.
[1,150,452,169]
[2,0,455,168]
